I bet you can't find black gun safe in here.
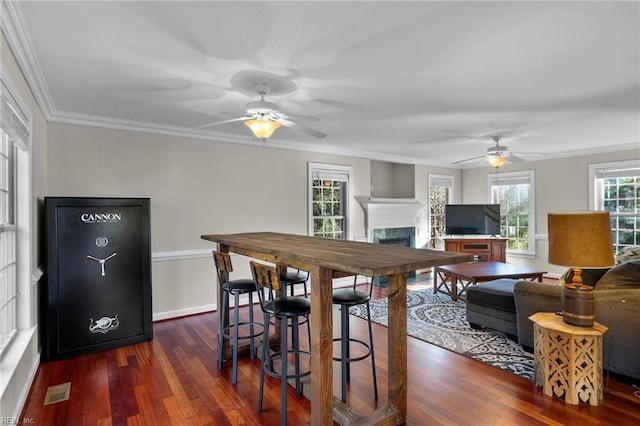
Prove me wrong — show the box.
[42,197,152,360]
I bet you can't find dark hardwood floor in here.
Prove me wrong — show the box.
[21,280,640,425]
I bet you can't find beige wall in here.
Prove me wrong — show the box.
[460,149,640,273]
[46,123,371,317]
[370,161,416,198]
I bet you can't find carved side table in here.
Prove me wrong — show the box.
[529,312,608,406]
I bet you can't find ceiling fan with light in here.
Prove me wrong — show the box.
[452,135,546,168]
[196,82,326,141]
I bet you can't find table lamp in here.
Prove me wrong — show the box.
[547,211,614,326]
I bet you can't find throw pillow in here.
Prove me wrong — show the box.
[616,246,640,263]
[595,258,640,290]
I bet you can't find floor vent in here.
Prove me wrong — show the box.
[44,382,71,405]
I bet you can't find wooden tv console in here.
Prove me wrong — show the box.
[444,237,507,262]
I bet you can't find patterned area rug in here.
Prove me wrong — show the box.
[349,289,534,380]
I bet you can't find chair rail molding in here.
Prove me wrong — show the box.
[152,248,212,262]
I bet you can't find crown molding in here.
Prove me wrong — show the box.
[47,107,429,165]
[1,0,56,120]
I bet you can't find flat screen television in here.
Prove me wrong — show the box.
[445,204,501,236]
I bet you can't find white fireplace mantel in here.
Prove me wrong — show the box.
[356,197,424,242]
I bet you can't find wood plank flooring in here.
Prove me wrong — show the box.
[20,281,640,425]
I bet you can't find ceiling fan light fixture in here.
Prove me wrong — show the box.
[486,154,508,168]
[244,117,281,140]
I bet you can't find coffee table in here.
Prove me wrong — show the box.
[434,261,547,301]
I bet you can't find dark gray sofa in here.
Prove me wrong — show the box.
[513,258,640,381]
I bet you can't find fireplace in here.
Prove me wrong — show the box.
[378,236,411,247]
[373,226,416,285]
[356,196,424,244]
[357,197,424,286]
[373,226,415,248]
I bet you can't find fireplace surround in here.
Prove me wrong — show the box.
[356,197,424,244]
[358,197,424,285]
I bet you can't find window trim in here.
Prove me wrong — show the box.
[588,158,640,250]
[0,74,34,360]
[307,162,353,239]
[588,159,640,209]
[488,170,536,256]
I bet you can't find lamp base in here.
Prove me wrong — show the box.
[561,284,595,327]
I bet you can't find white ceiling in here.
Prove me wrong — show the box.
[5,1,639,167]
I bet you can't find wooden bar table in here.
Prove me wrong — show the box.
[201,232,472,425]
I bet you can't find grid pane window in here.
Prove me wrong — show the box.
[494,183,530,252]
[0,135,9,224]
[490,171,534,255]
[312,179,346,239]
[0,130,17,353]
[429,176,452,248]
[598,173,640,251]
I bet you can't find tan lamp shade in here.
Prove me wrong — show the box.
[548,211,614,327]
[548,211,614,269]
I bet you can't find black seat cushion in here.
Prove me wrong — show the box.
[333,288,369,306]
[280,271,308,284]
[264,297,311,317]
[466,278,517,313]
[222,278,256,293]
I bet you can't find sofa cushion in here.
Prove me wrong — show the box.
[558,267,609,287]
[595,258,640,290]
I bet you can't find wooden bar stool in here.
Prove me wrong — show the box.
[250,261,311,426]
[212,251,263,385]
[332,275,378,402]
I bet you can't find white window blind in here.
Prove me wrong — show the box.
[0,80,29,150]
[312,169,349,182]
[489,173,531,186]
[430,176,453,188]
[593,165,640,179]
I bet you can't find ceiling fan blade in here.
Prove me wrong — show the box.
[512,151,548,157]
[194,116,249,129]
[278,111,321,123]
[508,154,525,163]
[451,154,485,165]
[278,118,327,139]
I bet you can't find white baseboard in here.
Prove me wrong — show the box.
[153,303,217,322]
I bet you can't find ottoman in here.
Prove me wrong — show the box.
[466,278,518,340]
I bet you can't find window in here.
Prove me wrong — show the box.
[489,170,535,255]
[308,163,352,239]
[0,78,31,356]
[589,160,640,252]
[0,130,16,353]
[428,174,453,248]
